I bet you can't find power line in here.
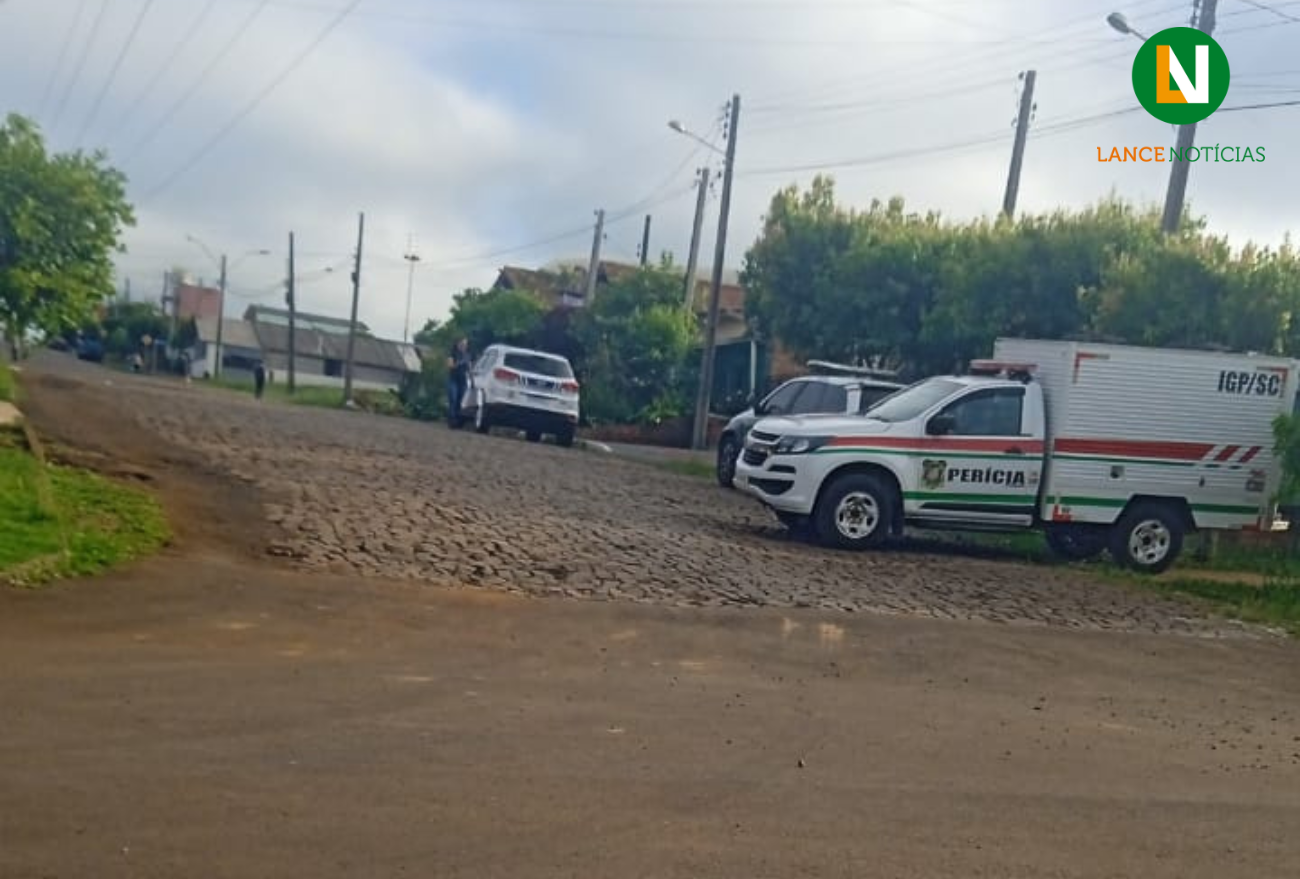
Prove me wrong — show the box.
[418,182,697,273]
[48,0,110,133]
[748,0,1185,110]
[101,0,221,147]
[138,0,363,203]
[75,0,159,147]
[37,0,87,118]
[1218,98,1300,111]
[738,106,1144,179]
[121,0,274,163]
[1235,0,1300,23]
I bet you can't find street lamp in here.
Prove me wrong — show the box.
[403,242,421,345]
[1106,11,1148,41]
[184,235,271,378]
[670,97,741,451]
[1107,6,1217,233]
[668,120,724,155]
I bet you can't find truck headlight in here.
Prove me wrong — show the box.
[774,435,831,455]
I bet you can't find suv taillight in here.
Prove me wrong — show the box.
[560,380,580,394]
[493,367,520,383]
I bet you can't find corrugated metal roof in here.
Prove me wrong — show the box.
[195,317,261,350]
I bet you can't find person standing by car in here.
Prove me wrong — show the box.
[253,361,268,400]
[447,337,471,427]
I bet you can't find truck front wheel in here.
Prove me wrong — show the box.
[814,473,895,550]
[1109,503,1185,574]
[1045,524,1108,562]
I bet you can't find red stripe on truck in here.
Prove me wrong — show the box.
[1215,446,1240,462]
[825,436,1045,453]
[1239,446,1262,464]
[1053,438,1216,461]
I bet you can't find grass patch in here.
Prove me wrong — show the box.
[208,377,404,414]
[1146,576,1300,635]
[0,428,169,587]
[0,359,14,403]
[656,458,715,480]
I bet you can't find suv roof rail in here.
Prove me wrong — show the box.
[969,359,1037,383]
[807,359,899,379]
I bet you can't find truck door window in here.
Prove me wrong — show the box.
[795,382,846,414]
[761,381,805,415]
[936,388,1025,436]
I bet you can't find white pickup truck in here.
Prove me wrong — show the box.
[734,339,1299,573]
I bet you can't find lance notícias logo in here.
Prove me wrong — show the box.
[1097,26,1263,164]
[1133,26,1230,124]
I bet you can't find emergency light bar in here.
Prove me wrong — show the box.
[969,359,1037,381]
[807,359,899,379]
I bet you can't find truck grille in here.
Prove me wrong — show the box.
[744,429,779,467]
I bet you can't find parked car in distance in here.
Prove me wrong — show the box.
[76,337,105,362]
[715,372,902,487]
[460,344,580,447]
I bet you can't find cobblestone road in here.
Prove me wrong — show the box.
[49,363,1259,636]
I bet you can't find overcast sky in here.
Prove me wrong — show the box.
[2,0,1297,340]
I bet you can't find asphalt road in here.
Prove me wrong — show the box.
[2,355,1297,878]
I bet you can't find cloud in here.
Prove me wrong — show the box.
[3,0,1297,339]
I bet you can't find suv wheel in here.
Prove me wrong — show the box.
[813,472,895,550]
[556,424,576,448]
[716,434,740,488]
[1109,503,1185,574]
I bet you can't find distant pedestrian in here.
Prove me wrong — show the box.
[447,336,471,427]
[253,361,267,400]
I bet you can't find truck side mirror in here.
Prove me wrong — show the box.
[927,413,956,436]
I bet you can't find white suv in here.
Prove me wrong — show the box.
[460,344,580,446]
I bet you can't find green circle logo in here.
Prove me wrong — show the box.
[1132,27,1230,124]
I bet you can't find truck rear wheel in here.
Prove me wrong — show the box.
[1045,524,1107,562]
[813,472,895,550]
[1109,503,1184,574]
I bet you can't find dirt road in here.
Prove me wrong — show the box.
[3,356,1298,878]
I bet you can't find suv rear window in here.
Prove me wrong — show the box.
[503,352,573,378]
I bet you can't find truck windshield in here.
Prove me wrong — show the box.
[865,378,963,423]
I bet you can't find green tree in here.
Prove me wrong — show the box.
[571,264,697,424]
[0,114,134,356]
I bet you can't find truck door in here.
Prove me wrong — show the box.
[911,386,1044,527]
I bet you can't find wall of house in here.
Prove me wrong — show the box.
[259,351,405,391]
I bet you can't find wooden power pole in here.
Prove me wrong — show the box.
[584,209,605,304]
[682,167,710,309]
[639,214,652,266]
[287,231,296,394]
[1162,0,1218,233]
[343,212,364,405]
[1002,69,1037,218]
[691,93,740,452]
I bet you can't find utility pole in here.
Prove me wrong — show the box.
[343,211,365,405]
[639,214,652,267]
[1002,69,1037,218]
[287,231,296,395]
[682,167,710,309]
[403,234,420,344]
[1162,0,1218,233]
[691,93,740,452]
[584,209,605,304]
[214,253,227,379]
